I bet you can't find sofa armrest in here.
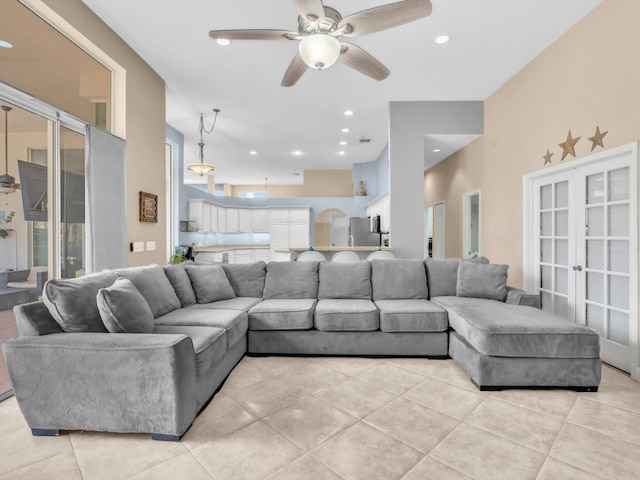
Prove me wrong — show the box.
[3,332,198,437]
[505,286,541,308]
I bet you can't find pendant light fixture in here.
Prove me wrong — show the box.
[1,105,20,195]
[187,108,220,176]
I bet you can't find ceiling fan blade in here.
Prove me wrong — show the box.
[339,0,432,37]
[292,0,325,21]
[209,29,298,41]
[339,43,390,81]
[281,54,309,87]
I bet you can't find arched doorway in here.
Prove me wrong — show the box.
[314,208,347,246]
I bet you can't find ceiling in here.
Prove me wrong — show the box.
[80,0,601,186]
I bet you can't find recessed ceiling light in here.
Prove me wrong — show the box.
[341,128,349,133]
[249,150,257,155]
[0,40,13,49]
[433,148,441,153]
[338,151,346,156]
[435,35,450,45]
[344,110,354,116]
[216,38,231,46]
[293,150,302,156]
[339,141,347,145]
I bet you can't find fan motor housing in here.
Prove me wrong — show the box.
[298,6,341,35]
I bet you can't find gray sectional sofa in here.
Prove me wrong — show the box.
[2,258,601,441]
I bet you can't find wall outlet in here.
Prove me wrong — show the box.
[146,241,156,251]
[130,241,144,253]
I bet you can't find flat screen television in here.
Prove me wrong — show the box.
[17,159,85,223]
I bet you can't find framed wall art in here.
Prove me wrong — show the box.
[139,191,158,223]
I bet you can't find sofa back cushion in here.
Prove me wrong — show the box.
[114,264,181,318]
[318,262,372,299]
[163,262,197,307]
[456,262,509,302]
[185,265,237,303]
[43,270,117,332]
[425,256,489,298]
[371,259,428,300]
[222,261,267,297]
[97,277,155,333]
[263,261,318,299]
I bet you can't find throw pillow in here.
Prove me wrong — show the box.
[425,256,490,298]
[185,265,236,303]
[164,262,197,307]
[456,262,508,302]
[97,277,154,333]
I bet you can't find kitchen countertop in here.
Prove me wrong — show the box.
[194,244,270,253]
[279,246,392,253]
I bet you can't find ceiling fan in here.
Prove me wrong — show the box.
[1,106,20,195]
[209,0,432,87]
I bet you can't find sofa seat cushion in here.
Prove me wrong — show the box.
[155,308,247,348]
[375,299,448,333]
[154,325,226,376]
[248,299,316,330]
[314,299,379,332]
[431,296,600,358]
[187,297,263,312]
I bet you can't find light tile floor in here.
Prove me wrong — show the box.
[1,355,640,480]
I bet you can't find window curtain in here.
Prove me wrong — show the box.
[85,126,126,273]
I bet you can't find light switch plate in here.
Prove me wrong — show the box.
[132,241,144,253]
[146,241,156,251]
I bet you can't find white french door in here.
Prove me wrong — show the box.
[526,144,638,377]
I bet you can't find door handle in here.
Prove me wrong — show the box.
[573,265,583,271]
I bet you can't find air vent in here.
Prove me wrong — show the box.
[359,138,371,143]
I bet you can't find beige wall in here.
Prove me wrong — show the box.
[42,0,167,267]
[424,0,640,288]
[230,184,305,198]
[303,170,353,197]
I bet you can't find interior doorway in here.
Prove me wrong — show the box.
[315,208,347,246]
[433,201,446,259]
[462,190,481,257]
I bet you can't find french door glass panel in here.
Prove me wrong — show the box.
[535,173,574,319]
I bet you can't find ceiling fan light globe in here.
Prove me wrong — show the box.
[187,163,215,176]
[298,34,340,70]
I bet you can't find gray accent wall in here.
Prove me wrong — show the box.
[389,101,484,259]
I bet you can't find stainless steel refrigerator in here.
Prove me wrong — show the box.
[349,217,380,246]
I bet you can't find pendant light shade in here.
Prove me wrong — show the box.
[187,109,219,177]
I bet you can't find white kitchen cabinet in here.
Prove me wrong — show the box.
[235,249,255,264]
[269,207,311,261]
[218,207,227,233]
[209,204,218,233]
[289,223,310,248]
[188,200,205,232]
[202,203,211,232]
[194,252,214,264]
[254,249,270,263]
[270,209,289,223]
[238,209,252,233]
[289,208,310,223]
[227,208,239,233]
[252,209,270,233]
